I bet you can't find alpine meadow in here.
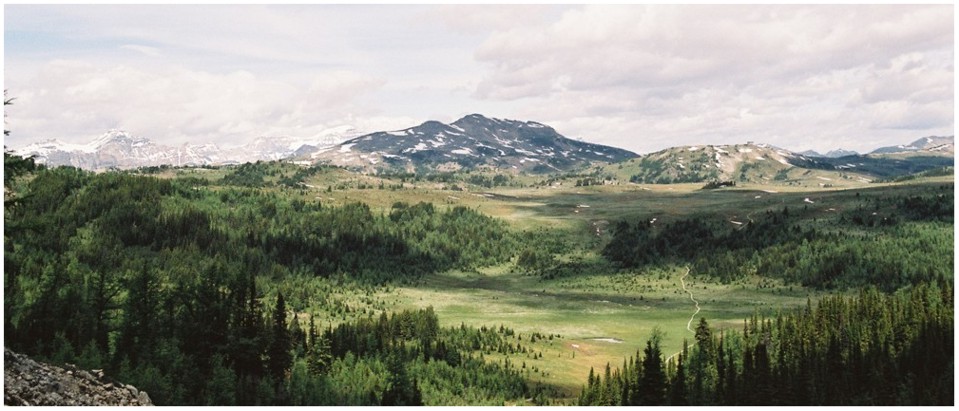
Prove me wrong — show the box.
[3,4,955,407]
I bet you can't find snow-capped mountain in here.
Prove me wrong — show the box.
[13,127,360,170]
[303,114,638,173]
[870,136,954,155]
[14,130,221,170]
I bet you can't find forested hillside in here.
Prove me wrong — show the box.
[603,186,952,290]
[578,282,953,405]
[3,153,538,405]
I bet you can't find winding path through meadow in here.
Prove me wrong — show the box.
[665,266,700,363]
[680,266,701,333]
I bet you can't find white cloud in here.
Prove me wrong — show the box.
[5,60,389,147]
[428,5,559,34]
[4,4,953,155]
[119,45,161,57]
[473,4,954,153]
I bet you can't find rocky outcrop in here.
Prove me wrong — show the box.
[4,348,152,406]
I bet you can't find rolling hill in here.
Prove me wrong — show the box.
[594,141,952,186]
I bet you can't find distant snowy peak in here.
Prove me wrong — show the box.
[14,130,221,170]
[93,129,145,146]
[18,129,141,155]
[13,126,362,170]
[801,136,956,158]
[306,114,637,173]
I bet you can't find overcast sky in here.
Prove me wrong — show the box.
[4,4,954,154]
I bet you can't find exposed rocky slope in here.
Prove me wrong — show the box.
[4,348,152,406]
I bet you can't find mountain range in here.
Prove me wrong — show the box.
[9,115,954,181]
[12,127,361,170]
[799,136,954,158]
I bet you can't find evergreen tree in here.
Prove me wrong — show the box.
[639,333,667,405]
[115,267,159,366]
[380,352,423,406]
[267,293,292,391]
[306,331,333,376]
[669,354,688,405]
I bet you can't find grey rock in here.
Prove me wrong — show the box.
[4,348,151,406]
[138,390,152,405]
[45,381,62,393]
[77,370,95,382]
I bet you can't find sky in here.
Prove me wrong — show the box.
[3,4,955,154]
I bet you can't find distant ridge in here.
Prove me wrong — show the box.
[603,142,831,184]
[596,141,953,184]
[869,136,954,155]
[801,149,859,158]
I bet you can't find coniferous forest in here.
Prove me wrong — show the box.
[3,152,954,405]
[603,190,953,290]
[578,284,953,405]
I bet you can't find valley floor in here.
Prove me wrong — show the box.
[390,265,823,398]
